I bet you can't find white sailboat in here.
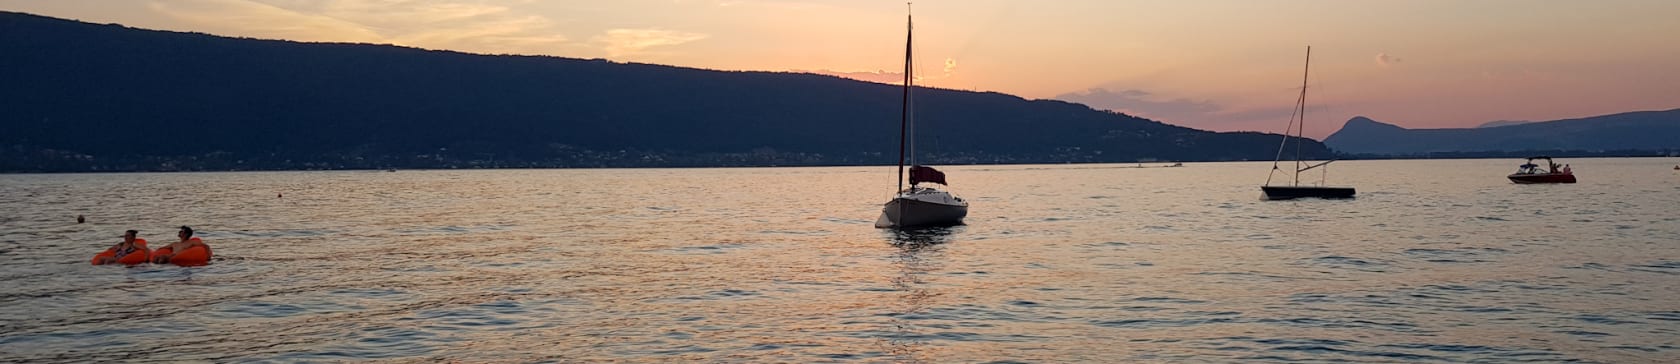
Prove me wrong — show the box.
[1262,46,1355,200]
[876,6,968,229]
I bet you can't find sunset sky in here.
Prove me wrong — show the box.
[4,0,1677,138]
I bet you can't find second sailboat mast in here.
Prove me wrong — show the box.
[897,7,913,192]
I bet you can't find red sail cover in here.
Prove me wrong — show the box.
[909,165,948,185]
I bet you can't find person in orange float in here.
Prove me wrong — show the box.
[92,230,150,265]
[151,226,213,265]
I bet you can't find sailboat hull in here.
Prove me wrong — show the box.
[1262,186,1355,200]
[877,197,968,228]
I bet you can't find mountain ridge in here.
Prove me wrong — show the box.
[1323,109,1680,155]
[0,11,1329,172]
[1477,120,1532,128]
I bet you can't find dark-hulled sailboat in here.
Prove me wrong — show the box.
[1263,46,1355,200]
[876,6,968,229]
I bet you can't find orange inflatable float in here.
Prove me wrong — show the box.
[91,239,149,266]
[152,237,213,266]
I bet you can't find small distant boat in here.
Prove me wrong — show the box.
[1261,46,1355,201]
[876,6,967,229]
[1120,162,1183,169]
[1508,156,1576,184]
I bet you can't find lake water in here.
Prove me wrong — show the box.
[2,158,1678,362]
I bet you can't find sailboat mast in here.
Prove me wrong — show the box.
[1293,46,1311,186]
[897,6,912,192]
[907,6,917,171]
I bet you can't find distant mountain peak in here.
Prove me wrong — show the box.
[1323,109,1680,155]
[1340,116,1405,131]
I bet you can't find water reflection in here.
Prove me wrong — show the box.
[7,161,1678,362]
[881,227,957,363]
[887,227,957,250]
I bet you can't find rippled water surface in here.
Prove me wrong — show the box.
[3,158,1679,362]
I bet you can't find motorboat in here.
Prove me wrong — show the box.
[1507,156,1576,184]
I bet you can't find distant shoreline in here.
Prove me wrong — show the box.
[4,154,1675,174]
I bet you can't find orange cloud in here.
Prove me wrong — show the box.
[592,28,709,58]
[1376,52,1402,67]
[148,0,385,43]
[1056,88,1222,119]
[148,0,571,55]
